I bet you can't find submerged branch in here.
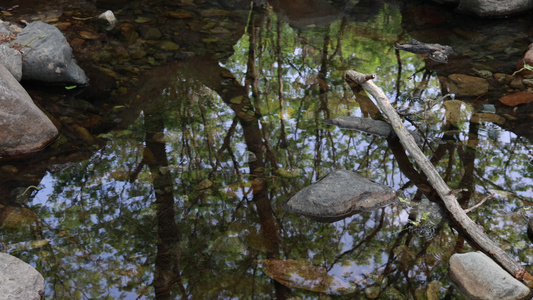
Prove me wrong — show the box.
[345,69,533,286]
[464,193,495,214]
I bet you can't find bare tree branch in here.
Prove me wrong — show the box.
[345,69,533,286]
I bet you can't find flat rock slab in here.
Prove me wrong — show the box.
[15,21,88,85]
[0,63,59,155]
[449,251,531,300]
[283,170,397,222]
[323,116,392,137]
[0,253,45,300]
[442,74,489,97]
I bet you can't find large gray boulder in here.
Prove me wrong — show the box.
[15,21,88,85]
[0,253,45,300]
[283,170,397,222]
[0,64,59,155]
[449,251,531,299]
[458,0,533,17]
[0,45,22,81]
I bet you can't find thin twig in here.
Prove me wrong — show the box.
[464,193,495,214]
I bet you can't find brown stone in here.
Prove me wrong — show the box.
[69,37,85,50]
[200,9,231,17]
[471,112,506,125]
[510,76,525,89]
[493,73,508,81]
[499,91,533,106]
[69,124,96,145]
[79,31,100,40]
[119,23,138,44]
[54,22,71,31]
[445,74,489,96]
[0,165,18,176]
[158,40,179,51]
[165,11,192,19]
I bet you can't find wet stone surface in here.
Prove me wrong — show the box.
[283,170,397,222]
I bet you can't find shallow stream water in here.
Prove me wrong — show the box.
[1,0,533,299]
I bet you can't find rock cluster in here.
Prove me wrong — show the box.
[0,20,88,155]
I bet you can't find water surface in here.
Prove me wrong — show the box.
[1,0,532,299]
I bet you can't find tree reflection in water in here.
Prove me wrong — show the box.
[0,0,532,299]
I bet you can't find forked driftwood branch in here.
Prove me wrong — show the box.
[345,70,533,285]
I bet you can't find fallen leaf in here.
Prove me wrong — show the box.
[79,31,100,40]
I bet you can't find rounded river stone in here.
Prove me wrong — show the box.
[283,169,397,222]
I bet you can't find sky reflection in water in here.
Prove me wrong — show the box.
[1,0,533,299]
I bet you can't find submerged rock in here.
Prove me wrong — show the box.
[0,64,58,155]
[0,253,45,300]
[449,251,531,300]
[15,21,88,85]
[158,40,180,51]
[323,116,423,144]
[395,39,453,63]
[323,116,392,136]
[282,170,397,222]
[442,74,489,97]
